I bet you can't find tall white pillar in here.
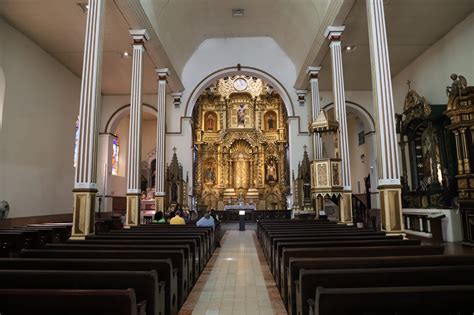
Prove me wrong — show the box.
[307,66,323,160]
[155,68,169,212]
[125,29,149,227]
[324,25,352,224]
[71,0,105,239]
[367,0,403,233]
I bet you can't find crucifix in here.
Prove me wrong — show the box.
[172,147,177,154]
[303,144,308,152]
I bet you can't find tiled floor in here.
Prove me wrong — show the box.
[180,230,286,315]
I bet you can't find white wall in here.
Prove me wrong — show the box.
[0,19,81,218]
[392,12,474,111]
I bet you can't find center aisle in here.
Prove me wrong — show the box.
[179,230,287,315]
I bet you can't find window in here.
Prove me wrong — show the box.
[358,131,365,145]
[111,136,119,175]
[73,117,79,168]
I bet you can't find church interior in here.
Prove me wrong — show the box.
[1,0,474,314]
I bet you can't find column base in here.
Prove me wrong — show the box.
[155,195,165,213]
[379,185,404,233]
[71,189,97,240]
[339,192,353,224]
[125,193,141,227]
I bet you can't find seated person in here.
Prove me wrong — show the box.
[196,212,215,228]
[170,210,186,225]
[152,211,166,224]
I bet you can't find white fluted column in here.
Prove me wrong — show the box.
[155,68,169,212]
[325,25,352,224]
[125,29,148,227]
[307,66,323,160]
[71,0,105,239]
[367,0,403,233]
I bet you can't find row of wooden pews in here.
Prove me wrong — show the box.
[0,222,219,315]
[257,220,474,315]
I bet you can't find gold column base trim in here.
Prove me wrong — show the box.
[339,192,353,224]
[125,193,141,227]
[71,190,96,239]
[155,195,165,213]
[379,186,404,233]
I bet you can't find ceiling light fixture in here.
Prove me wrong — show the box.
[232,9,244,17]
[77,3,89,13]
[344,45,356,52]
[121,51,131,59]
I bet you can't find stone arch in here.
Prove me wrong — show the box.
[322,101,376,133]
[104,103,157,134]
[184,66,295,117]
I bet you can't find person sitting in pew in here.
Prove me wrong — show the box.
[153,211,166,224]
[170,211,186,225]
[196,212,215,228]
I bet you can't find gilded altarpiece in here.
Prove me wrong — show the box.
[193,76,289,210]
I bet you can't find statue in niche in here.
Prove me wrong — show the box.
[266,160,278,182]
[206,113,215,131]
[268,114,275,130]
[205,166,215,183]
[237,104,246,127]
[170,173,178,202]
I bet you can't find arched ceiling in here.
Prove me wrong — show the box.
[140,0,332,76]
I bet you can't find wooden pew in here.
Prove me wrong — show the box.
[0,258,176,315]
[288,254,474,315]
[281,245,444,314]
[108,229,212,260]
[275,239,422,288]
[310,285,474,315]
[0,288,145,315]
[21,248,188,308]
[0,270,163,315]
[0,230,40,257]
[297,265,474,315]
[66,238,201,280]
[87,234,208,268]
[45,243,196,286]
[264,231,387,260]
[270,234,402,268]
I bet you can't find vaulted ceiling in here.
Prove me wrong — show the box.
[140,0,332,75]
[0,0,472,94]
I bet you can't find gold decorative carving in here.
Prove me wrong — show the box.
[317,164,328,186]
[193,76,288,210]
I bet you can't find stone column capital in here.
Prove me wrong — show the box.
[324,25,345,41]
[129,29,149,44]
[156,68,170,81]
[307,66,321,80]
[172,92,183,107]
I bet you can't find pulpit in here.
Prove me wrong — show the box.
[309,110,345,221]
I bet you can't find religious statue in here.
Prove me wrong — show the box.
[206,113,215,131]
[268,114,275,130]
[237,104,246,127]
[205,166,215,183]
[446,73,467,98]
[266,160,277,182]
[171,180,178,202]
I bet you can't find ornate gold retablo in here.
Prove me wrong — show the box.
[193,75,288,210]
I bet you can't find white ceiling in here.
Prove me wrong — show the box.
[0,0,158,94]
[139,0,332,75]
[317,0,474,90]
[0,0,472,95]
